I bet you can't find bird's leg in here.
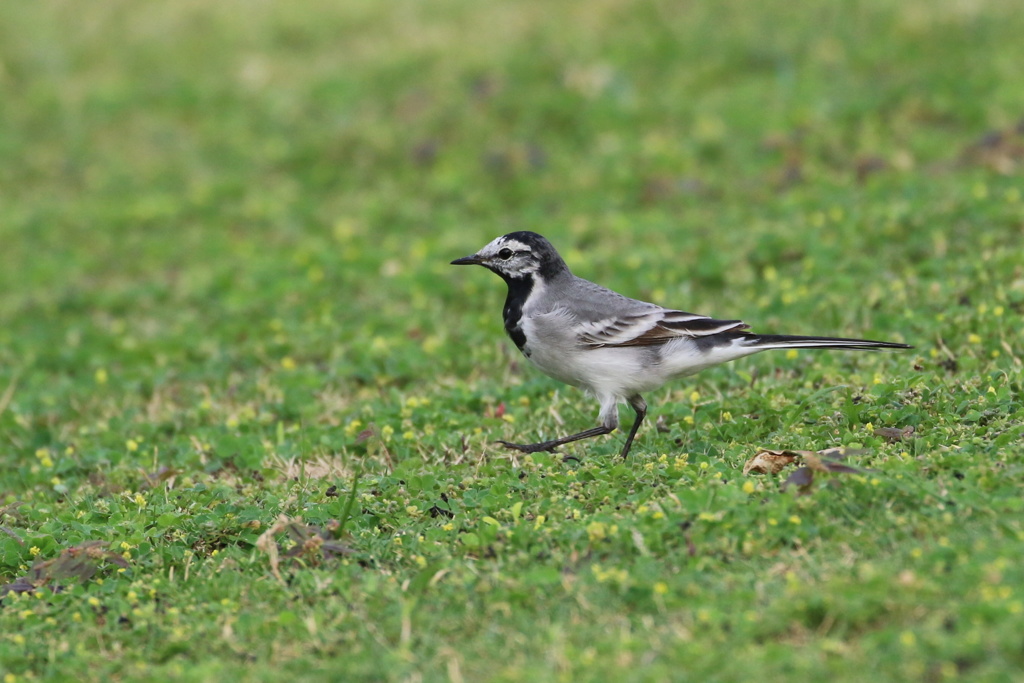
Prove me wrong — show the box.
[618,395,647,459]
[495,425,614,454]
[497,395,643,457]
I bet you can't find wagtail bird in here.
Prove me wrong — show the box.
[452,231,910,458]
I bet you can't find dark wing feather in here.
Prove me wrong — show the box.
[578,309,749,348]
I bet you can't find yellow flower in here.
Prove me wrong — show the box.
[344,420,363,438]
[742,481,756,494]
[35,448,54,468]
[653,582,669,595]
[587,521,607,542]
[591,564,629,585]
[281,357,297,370]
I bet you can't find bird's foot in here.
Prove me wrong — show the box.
[495,439,561,454]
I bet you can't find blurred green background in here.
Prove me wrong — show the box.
[1,1,1022,681]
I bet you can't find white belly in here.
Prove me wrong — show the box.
[520,309,666,397]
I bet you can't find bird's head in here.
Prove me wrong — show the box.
[451,231,567,282]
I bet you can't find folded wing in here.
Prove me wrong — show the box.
[578,309,750,348]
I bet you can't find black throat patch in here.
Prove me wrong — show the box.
[501,274,534,353]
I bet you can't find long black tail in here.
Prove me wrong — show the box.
[743,334,912,351]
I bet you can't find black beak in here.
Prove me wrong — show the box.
[451,254,484,266]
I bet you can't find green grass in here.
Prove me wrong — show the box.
[1,0,1023,680]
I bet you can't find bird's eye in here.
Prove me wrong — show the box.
[498,248,514,260]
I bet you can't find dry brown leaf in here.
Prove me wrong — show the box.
[0,578,35,598]
[743,449,805,475]
[783,467,815,494]
[801,452,830,473]
[873,426,915,443]
[746,447,871,496]
[29,541,130,583]
[256,515,353,584]
[1,541,131,597]
[255,515,291,585]
[139,466,181,490]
